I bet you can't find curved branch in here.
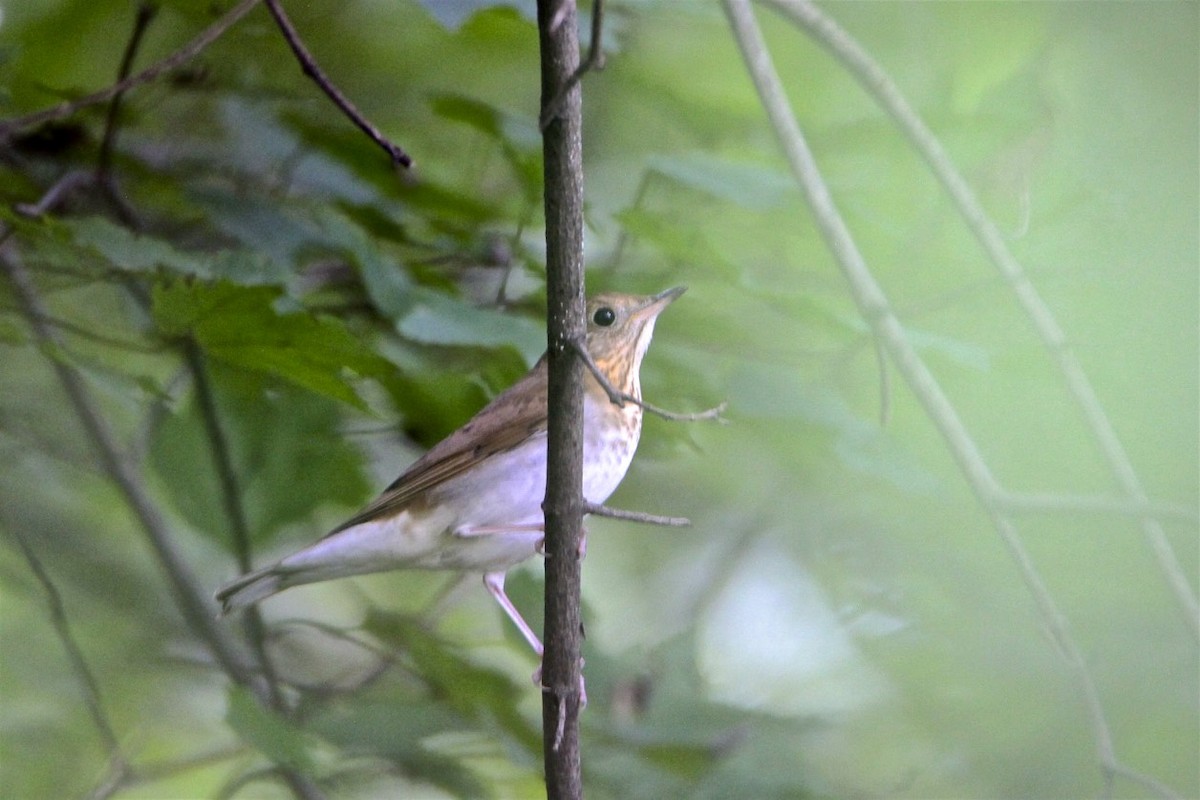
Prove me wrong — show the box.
[1,250,256,684]
[721,4,1181,798]
[182,338,287,712]
[762,0,1198,639]
[262,0,412,169]
[6,524,128,771]
[0,0,263,140]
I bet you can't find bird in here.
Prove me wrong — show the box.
[216,286,686,664]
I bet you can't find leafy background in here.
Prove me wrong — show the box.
[0,1,1196,798]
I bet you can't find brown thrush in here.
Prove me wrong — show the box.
[217,286,685,660]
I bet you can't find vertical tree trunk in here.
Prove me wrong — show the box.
[537,1,586,798]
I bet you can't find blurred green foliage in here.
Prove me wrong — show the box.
[0,1,1196,798]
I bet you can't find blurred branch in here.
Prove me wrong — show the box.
[97,4,158,178]
[763,0,1199,641]
[88,744,250,800]
[0,304,164,352]
[6,525,130,782]
[722,3,1183,799]
[998,492,1199,524]
[1,249,255,682]
[181,338,287,712]
[262,0,412,169]
[0,0,262,140]
[10,171,91,220]
[0,249,327,800]
[95,2,159,229]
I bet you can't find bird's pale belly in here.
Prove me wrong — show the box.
[282,399,643,576]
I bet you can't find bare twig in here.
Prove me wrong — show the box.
[720,4,1182,799]
[84,754,135,800]
[997,492,1199,524]
[262,0,412,169]
[764,0,1198,640]
[182,337,287,712]
[568,337,728,422]
[584,502,690,527]
[6,525,129,770]
[0,0,262,140]
[0,307,165,353]
[97,3,158,181]
[873,334,891,426]
[540,0,607,130]
[11,171,91,219]
[1,249,256,683]
[0,250,329,800]
[94,3,159,229]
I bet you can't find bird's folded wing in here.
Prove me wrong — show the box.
[326,357,549,534]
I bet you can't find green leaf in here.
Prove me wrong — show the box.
[64,216,206,274]
[314,207,413,318]
[430,93,542,205]
[396,290,545,363]
[647,154,799,211]
[614,207,737,274]
[150,374,371,547]
[362,609,539,751]
[151,279,386,408]
[59,216,290,283]
[309,694,491,798]
[430,92,540,153]
[225,684,316,773]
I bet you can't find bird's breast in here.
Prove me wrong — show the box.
[582,393,642,505]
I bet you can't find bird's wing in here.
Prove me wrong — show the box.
[328,356,549,533]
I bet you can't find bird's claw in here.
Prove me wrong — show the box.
[533,658,588,708]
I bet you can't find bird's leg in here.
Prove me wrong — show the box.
[482,571,588,707]
[483,571,543,655]
[454,523,544,538]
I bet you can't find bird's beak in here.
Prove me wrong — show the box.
[637,285,687,319]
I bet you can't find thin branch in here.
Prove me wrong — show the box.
[720,4,1182,799]
[584,502,690,527]
[0,304,165,353]
[763,0,1198,640]
[262,0,412,169]
[0,249,256,685]
[539,0,607,130]
[568,337,728,422]
[97,3,159,181]
[182,337,287,712]
[1109,762,1188,800]
[873,334,891,426]
[0,0,263,140]
[6,525,128,766]
[11,171,92,219]
[998,492,1199,525]
[3,243,327,798]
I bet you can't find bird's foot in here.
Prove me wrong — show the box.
[533,527,587,559]
[533,658,588,708]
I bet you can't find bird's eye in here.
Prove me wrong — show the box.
[593,307,616,327]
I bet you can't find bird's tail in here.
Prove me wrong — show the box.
[215,566,285,615]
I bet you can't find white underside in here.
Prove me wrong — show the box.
[278,391,641,579]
